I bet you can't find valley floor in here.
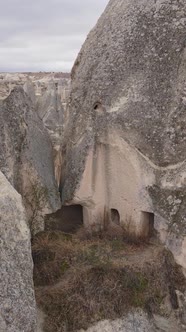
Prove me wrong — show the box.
[32,227,186,332]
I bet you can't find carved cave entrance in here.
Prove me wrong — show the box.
[141,211,155,238]
[45,205,83,233]
[110,209,120,225]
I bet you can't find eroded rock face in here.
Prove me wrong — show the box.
[0,171,36,332]
[63,0,186,273]
[0,87,60,234]
[23,78,36,105]
[36,81,64,186]
[0,73,70,189]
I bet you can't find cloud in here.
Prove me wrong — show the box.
[0,0,109,72]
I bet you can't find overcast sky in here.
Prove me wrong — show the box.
[0,0,109,72]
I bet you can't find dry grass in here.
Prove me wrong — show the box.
[75,223,153,246]
[36,266,149,332]
[32,229,185,332]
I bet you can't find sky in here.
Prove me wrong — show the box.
[0,0,109,72]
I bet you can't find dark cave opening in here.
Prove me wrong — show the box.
[141,211,155,238]
[93,102,104,113]
[110,208,120,226]
[45,204,83,233]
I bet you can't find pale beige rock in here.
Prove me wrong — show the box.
[71,131,155,236]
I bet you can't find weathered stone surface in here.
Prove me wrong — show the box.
[23,78,36,105]
[62,0,186,273]
[0,74,70,190]
[36,81,64,186]
[79,309,184,332]
[0,171,36,332]
[0,87,60,233]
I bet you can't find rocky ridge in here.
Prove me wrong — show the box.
[0,72,70,104]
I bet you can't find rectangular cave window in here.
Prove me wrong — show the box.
[140,211,155,238]
[110,209,120,225]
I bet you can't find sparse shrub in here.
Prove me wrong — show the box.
[32,232,74,286]
[24,180,55,235]
[75,222,150,247]
[110,238,126,251]
[36,265,150,332]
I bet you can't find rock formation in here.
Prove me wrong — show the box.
[0,171,36,332]
[2,1,186,331]
[0,72,70,189]
[62,0,186,275]
[0,87,60,233]
[0,72,70,102]
[80,309,184,332]
[36,81,64,186]
[23,78,36,105]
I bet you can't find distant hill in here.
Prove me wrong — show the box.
[0,72,70,99]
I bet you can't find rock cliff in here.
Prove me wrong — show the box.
[36,81,65,186]
[0,171,36,332]
[0,87,60,233]
[0,72,70,189]
[62,0,186,274]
